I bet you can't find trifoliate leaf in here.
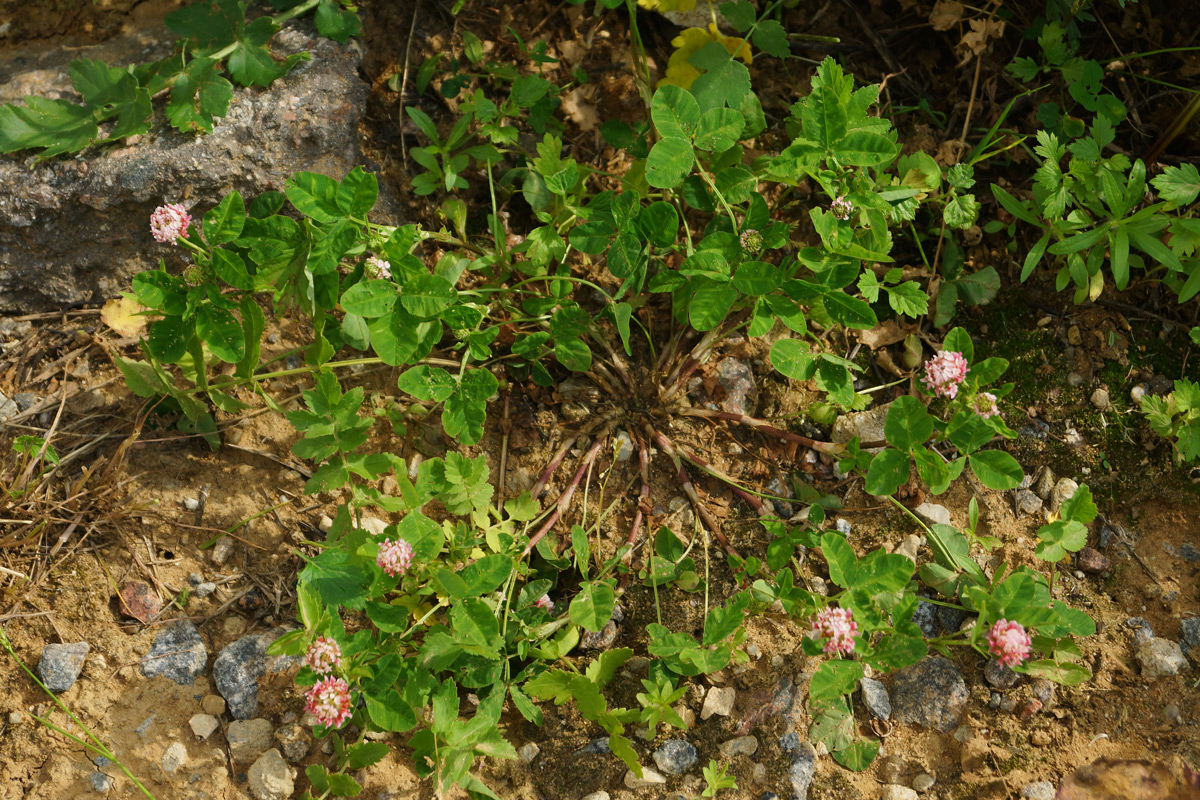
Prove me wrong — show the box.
[659,25,751,93]
[166,57,233,133]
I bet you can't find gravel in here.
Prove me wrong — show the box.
[141,621,208,685]
[653,739,698,775]
[518,742,540,764]
[247,749,296,800]
[881,785,919,800]
[189,714,219,741]
[890,657,968,733]
[36,642,89,692]
[1124,617,1155,645]
[715,357,757,416]
[859,677,891,720]
[1076,547,1110,574]
[1180,617,1200,658]
[913,502,951,527]
[1021,781,1056,800]
[88,772,114,793]
[912,773,936,792]
[1047,478,1079,513]
[1136,638,1190,679]
[623,767,667,788]
[274,722,311,763]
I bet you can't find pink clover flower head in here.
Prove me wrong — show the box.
[304,675,352,728]
[150,203,192,244]
[534,594,554,613]
[811,606,859,656]
[987,618,1032,668]
[739,228,763,253]
[922,350,969,399]
[376,538,413,577]
[973,391,999,420]
[830,196,854,221]
[303,635,342,675]
[364,255,392,280]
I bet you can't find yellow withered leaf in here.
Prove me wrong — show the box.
[100,295,149,338]
[659,24,752,90]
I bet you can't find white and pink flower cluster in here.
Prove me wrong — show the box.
[534,594,554,613]
[303,635,342,675]
[973,391,1000,420]
[376,538,413,577]
[922,350,969,399]
[304,675,352,729]
[830,196,854,220]
[150,203,192,244]
[811,606,859,656]
[987,618,1033,668]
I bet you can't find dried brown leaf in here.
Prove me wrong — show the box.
[857,319,913,349]
[930,0,964,31]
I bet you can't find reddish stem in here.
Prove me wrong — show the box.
[522,431,610,558]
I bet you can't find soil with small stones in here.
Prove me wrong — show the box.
[1,2,1199,800]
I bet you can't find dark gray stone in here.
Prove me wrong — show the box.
[0,20,394,312]
[141,621,207,685]
[767,475,794,518]
[1181,543,1200,562]
[37,642,89,692]
[574,737,612,756]
[213,633,269,720]
[937,605,969,635]
[911,600,939,638]
[1124,617,1154,645]
[1181,617,1200,658]
[652,739,698,775]
[984,659,1022,690]
[859,677,891,720]
[778,734,815,800]
[891,657,968,733]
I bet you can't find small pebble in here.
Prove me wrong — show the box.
[912,773,936,792]
[518,742,539,764]
[135,714,156,738]
[836,518,852,535]
[581,793,611,800]
[195,582,217,597]
[984,660,1022,690]
[653,739,698,775]
[89,772,114,793]
[1089,388,1111,410]
[190,714,220,740]
[1021,780,1056,800]
[624,767,667,788]
[211,538,235,565]
[700,686,736,720]
[36,642,90,692]
[1136,638,1189,679]
[1031,730,1051,747]
[881,785,919,800]
[161,741,188,775]
[184,497,200,511]
[202,695,227,716]
[718,736,759,758]
[859,677,891,720]
[1076,547,1110,574]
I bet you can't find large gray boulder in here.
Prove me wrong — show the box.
[0,17,385,312]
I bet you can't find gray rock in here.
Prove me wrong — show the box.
[1018,420,1050,440]
[778,734,815,800]
[1181,542,1200,562]
[1136,638,1189,679]
[1090,388,1111,409]
[716,357,757,416]
[719,735,759,758]
[913,773,936,792]
[612,430,633,463]
[518,742,540,764]
[881,786,919,800]
[228,718,275,764]
[913,502,951,527]
[624,767,667,788]
[161,741,187,775]
[1031,679,1056,705]
[211,537,236,566]
[701,686,736,719]
[1125,617,1155,644]
[274,722,311,763]
[1021,781,1056,800]
[189,714,219,741]
[653,739,698,775]
[13,391,38,411]
[1015,489,1043,516]
[1047,478,1079,513]
[214,633,268,719]
[984,660,1022,690]
[936,605,968,635]
[88,772,114,793]
[0,392,18,422]
[582,793,611,800]
[1180,618,1200,657]
[574,737,612,756]
[911,600,939,638]
[0,20,390,313]
[891,657,968,733]
[141,621,207,685]
[247,749,296,800]
[134,714,155,738]
[767,475,795,518]
[832,403,891,450]
[1033,467,1056,500]
[36,641,89,692]
[195,582,217,598]
[859,677,891,720]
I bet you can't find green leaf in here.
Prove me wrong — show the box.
[315,0,362,42]
[832,739,879,771]
[835,132,898,167]
[1059,483,1097,524]
[147,316,192,364]
[345,741,390,771]
[165,57,233,134]
[1020,659,1091,686]
[689,278,738,331]
[690,44,752,112]
[443,368,498,446]
[702,591,750,645]
[753,20,791,59]
[342,279,398,318]
[0,96,97,159]
[365,689,418,732]
[337,167,379,217]
[769,339,815,380]
[212,249,253,290]
[585,648,634,688]
[1151,162,1200,207]
[821,532,858,589]
[196,304,245,363]
[397,365,455,402]
[287,172,345,223]
[809,659,864,707]
[884,396,934,452]
[732,261,781,295]
[646,137,694,189]
[823,292,877,329]
[203,191,245,246]
[636,202,679,248]
[400,274,457,319]
[968,450,1023,490]
[451,598,502,654]
[693,107,744,152]
[650,84,701,139]
[569,581,615,632]
[864,448,909,496]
